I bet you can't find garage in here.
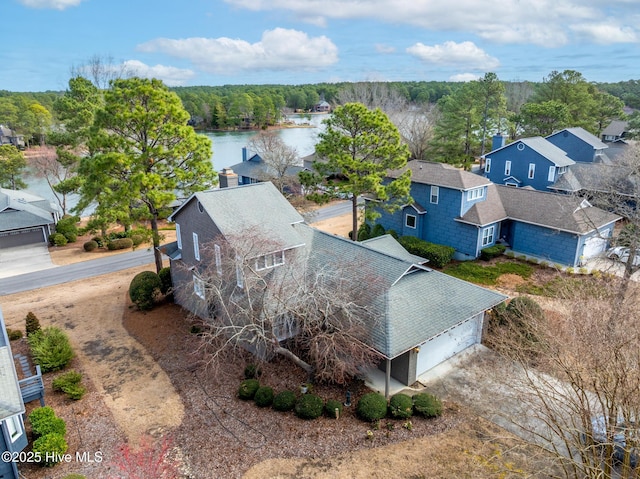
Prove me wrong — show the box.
[0,228,46,248]
[582,232,609,259]
[416,314,482,375]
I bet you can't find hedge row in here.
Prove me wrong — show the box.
[397,236,455,268]
[356,392,443,421]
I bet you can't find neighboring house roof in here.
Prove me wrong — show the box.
[519,137,576,167]
[390,161,491,190]
[292,223,505,359]
[169,182,305,253]
[0,188,57,233]
[602,120,629,138]
[0,307,25,420]
[549,162,640,196]
[228,157,305,181]
[496,185,620,234]
[547,127,609,150]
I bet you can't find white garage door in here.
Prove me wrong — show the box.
[582,234,608,258]
[416,315,481,375]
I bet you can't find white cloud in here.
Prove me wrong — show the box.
[375,44,396,54]
[570,22,639,44]
[407,41,500,70]
[138,28,338,74]
[18,0,84,9]
[122,60,195,87]
[449,73,481,82]
[224,0,640,47]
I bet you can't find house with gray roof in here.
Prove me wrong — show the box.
[601,120,629,143]
[0,307,28,479]
[546,127,609,164]
[0,188,59,249]
[226,147,305,192]
[163,182,506,393]
[373,161,620,266]
[0,126,25,149]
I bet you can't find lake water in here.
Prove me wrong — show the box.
[25,113,327,215]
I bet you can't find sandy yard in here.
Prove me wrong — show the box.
[0,211,544,478]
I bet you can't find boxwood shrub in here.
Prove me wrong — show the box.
[356,392,388,422]
[28,327,74,373]
[325,399,343,419]
[238,379,260,400]
[412,393,443,418]
[397,236,455,268]
[83,240,98,252]
[107,238,133,250]
[253,386,274,407]
[389,393,413,419]
[480,244,506,260]
[129,271,162,310]
[294,394,324,420]
[33,433,68,467]
[29,406,67,438]
[49,233,68,246]
[272,390,296,411]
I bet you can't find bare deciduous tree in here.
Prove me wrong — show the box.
[488,277,640,479]
[336,82,408,115]
[246,131,301,194]
[391,104,440,161]
[185,230,382,384]
[28,146,80,216]
[70,54,136,90]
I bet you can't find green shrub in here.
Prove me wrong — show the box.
[62,475,87,479]
[129,271,162,310]
[254,386,274,407]
[83,240,98,252]
[28,327,74,372]
[325,399,343,419]
[386,229,399,239]
[389,393,413,419]
[272,390,296,411]
[130,234,145,247]
[397,236,455,268]
[25,311,41,336]
[49,233,68,246]
[356,392,388,421]
[443,261,533,286]
[243,364,262,379]
[294,394,324,420]
[479,244,506,261]
[356,222,372,241]
[412,393,443,418]
[29,406,67,438]
[91,236,105,248]
[6,328,23,340]
[107,238,133,250]
[52,371,86,400]
[55,216,80,243]
[158,267,172,295]
[238,379,260,400]
[33,433,68,467]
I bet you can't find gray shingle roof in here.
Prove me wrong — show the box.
[496,185,620,234]
[228,159,304,180]
[550,162,640,197]
[361,234,428,264]
[459,184,508,226]
[389,161,491,190]
[293,224,506,358]
[0,188,57,232]
[547,127,608,150]
[519,137,575,167]
[602,120,629,138]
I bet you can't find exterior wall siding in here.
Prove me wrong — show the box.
[485,143,557,190]
[546,133,595,163]
[510,222,580,266]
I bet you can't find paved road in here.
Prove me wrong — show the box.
[0,249,155,296]
[304,199,363,223]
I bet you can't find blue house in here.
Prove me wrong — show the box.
[483,136,575,190]
[226,147,305,189]
[546,127,608,163]
[0,307,28,479]
[374,161,620,267]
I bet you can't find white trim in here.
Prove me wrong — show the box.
[6,414,23,443]
[547,165,555,182]
[255,250,286,271]
[176,223,182,249]
[430,186,439,204]
[482,226,495,246]
[466,187,484,201]
[485,157,491,173]
[504,160,511,176]
[193,232,200,261]
[214,244,222,275]
[528,163,535,179]
[405,214,417,229]
[193,273,205,299]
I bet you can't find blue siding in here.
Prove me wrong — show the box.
[461,185,488,215]
[485,142,556,190]
[510,222,580,266]
[546,132,595,163]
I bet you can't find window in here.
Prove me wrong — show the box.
[214,244,222,275]
[255,251,285,271]
[193,232,200,261]
[430,186,439,204]
[548,165,555,182]
[176,223,182,249]
[6,415,23,443]
[528,163,536,179]
[405,214,417,229]
[236,255,244,289]
[485,157,491,173]
[467,188,484,201]
[504,161,511,176]
[482,226,495,246]
[193,274,205,299]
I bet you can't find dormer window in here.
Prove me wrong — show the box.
[255,250,285,271]
[467,187,484,201]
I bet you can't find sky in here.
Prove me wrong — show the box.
[2,0,640,92]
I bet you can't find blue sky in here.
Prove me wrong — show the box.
[2,0,639,92]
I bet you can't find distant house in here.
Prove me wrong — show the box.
[546,127,609,163]
[0,189,59,250]
[0,307,28,479]
[0,126,25,149]
[374,161,620,266]
[313,101,331,113]
[226,147,305,191]
[162,182,505,393]
[601,120,630,143]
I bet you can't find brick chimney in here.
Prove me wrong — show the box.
[219,168,238,188]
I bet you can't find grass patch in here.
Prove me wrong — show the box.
[444,261,534,285]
